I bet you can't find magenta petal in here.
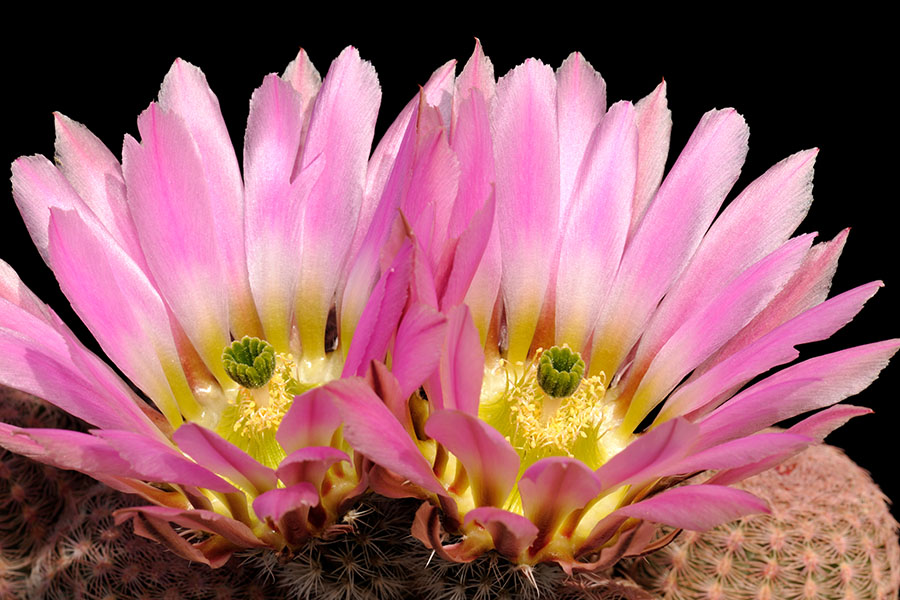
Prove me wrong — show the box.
[329,378,446,496]
[173,423,277,496]
[391,303,447,399]
[710,405,874,486]
[672,432,813,474]
[276,386,343,454]
[426,410,519,507]
[701,340,899,435]
[455,39,495,107]
[253,482,321,522]
[343,241,413,377]
[442,190,495,312]
[276,446,349,488]
[595,418,697,491]
[518,457,603,534]
[614,485,769,531]
[95,430,238,493]
[117,505,265,549]
[435,305,484,415]
[465,507,539,558]
[282,48,322,147]
[788,404,873,440]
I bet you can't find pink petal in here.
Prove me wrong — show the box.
[709,405,873,487]
[787,403,873,441]
[556,51,607,217]
[698,340,899,440]
[173,423,277,496]
[661,280,883,421]
[613,485,769,531]
[0,296,163,438]
[47,207,197,425]
[243,74,321,351]
[342,241,413,377]
[158,59,258,338]
[330,377,446,496]
[294,47,381,358]
[493,59,560,363]
[426,409,519,507]
[95,430,238,493]
[595,418,697,491]
[275,446,349,488]
[622,233,813,432]
[356,59,456,264]
[671,432,813,474]
[52,113,145,264]
[590,109,749,379]
[282,47,322,162]
[632,150,817,382]
[518,457,603,536]
[454,39,495,110]
[123,104,230,381]
[699,228,849,373]
[435,305,484,415]
[555,101,636,352]
[391,303,447,399]
[276,386,343,454]
[630,80,671,236]
[0,425,140,478]
[340,101,421,348]
[464,507,538,559]
[693,378,820,447]
[11,155,93,265]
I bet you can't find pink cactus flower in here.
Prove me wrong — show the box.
[331,42,899,571]
[0,47,437,566]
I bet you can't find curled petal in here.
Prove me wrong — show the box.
[426,409,519,507]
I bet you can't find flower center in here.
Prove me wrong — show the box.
[216,337,321,468]
[480,347,619,470]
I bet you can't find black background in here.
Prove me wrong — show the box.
[4,17,897,518]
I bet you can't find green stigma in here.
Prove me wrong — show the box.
[222,337,276,388]
[537,346,585,398]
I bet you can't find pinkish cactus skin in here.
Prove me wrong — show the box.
[627,443,900,600]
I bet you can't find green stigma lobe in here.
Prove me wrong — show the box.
[537,346,585,397]
[222,337,276,388]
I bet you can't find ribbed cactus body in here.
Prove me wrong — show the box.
[627,443,900,600]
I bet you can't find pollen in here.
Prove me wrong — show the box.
[228,352,300,437]
[486,348,611,457]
